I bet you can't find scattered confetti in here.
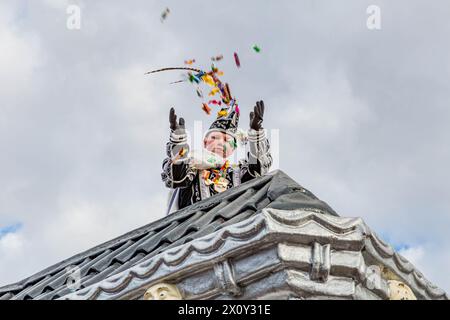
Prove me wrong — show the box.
[223,83,232,103]
[188,72,201,84]
[160,8,170,22]
[202,74,216,87]
[208,87,220,96]
[252,44,261,53]
[217,109,228,117]
[234,52,241,68]
[169,79,185,84]
[208,100,222,106]
[202,103,212,115]
[145,63,239,119]
[211,54,224,61]
[235,104,240,115]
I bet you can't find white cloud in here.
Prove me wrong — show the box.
[0,232,24,256]
[0,4,42,99]
[398,246,425,267]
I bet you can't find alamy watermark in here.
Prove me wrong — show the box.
[367,5,381,30]
[66,4,81,30]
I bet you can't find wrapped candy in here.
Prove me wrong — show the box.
[208,87,220,96]
[184,59,196,65]
[202,103,212,115]
[160,8,170,22]
[217,109,228,117]
[252,45,261,53]
[208,100,222,106]
[188,72,200,84]
[234,52,240,68]
[211,54,223,61]
[202,75,216,87]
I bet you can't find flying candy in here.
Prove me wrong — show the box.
[208,100,222,106]
[252,44,261,53]
[188,72,201,84]
[217,109,228,117]
[233,52,241,68]
[202,103,212,115]
[184,59,196,65]
[211,55,224,61]
[202,75,216,87]
[160,8,170,22]
[208,87,220,96]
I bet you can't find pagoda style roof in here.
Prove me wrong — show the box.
[0,170,447,300]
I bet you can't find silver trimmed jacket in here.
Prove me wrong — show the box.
[161,128,272,214]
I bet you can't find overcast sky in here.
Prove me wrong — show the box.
[1,0,450,293]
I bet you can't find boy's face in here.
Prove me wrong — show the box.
[204,131,236,158]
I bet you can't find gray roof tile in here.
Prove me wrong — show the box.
[0,170,337,300]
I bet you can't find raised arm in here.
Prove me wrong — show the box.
[161,108,196,188]
[240,100,273,182]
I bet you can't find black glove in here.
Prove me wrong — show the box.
[249,100,265,131]
[169,107,186,133]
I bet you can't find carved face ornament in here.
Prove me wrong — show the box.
[143,283,182,300]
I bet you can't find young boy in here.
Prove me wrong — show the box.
[161,100,272,213]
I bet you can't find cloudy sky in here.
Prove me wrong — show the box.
[1,0,450,293]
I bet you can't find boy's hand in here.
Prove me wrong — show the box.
[249,100,265,131]
[169,107,186,132]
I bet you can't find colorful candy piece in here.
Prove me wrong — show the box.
[196,88,203,98]
[202,74,216,87]
[211,54,223,61]
[160,8,170,22]
[202,103,212,115]
[217,109,228,117]
[184,59,196,65]
[234,52,241,68]
[208,100,222,105]
[208,87,220,96]
[223,83,232,103]
[188,72,200,84]
[252,44,261,53]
